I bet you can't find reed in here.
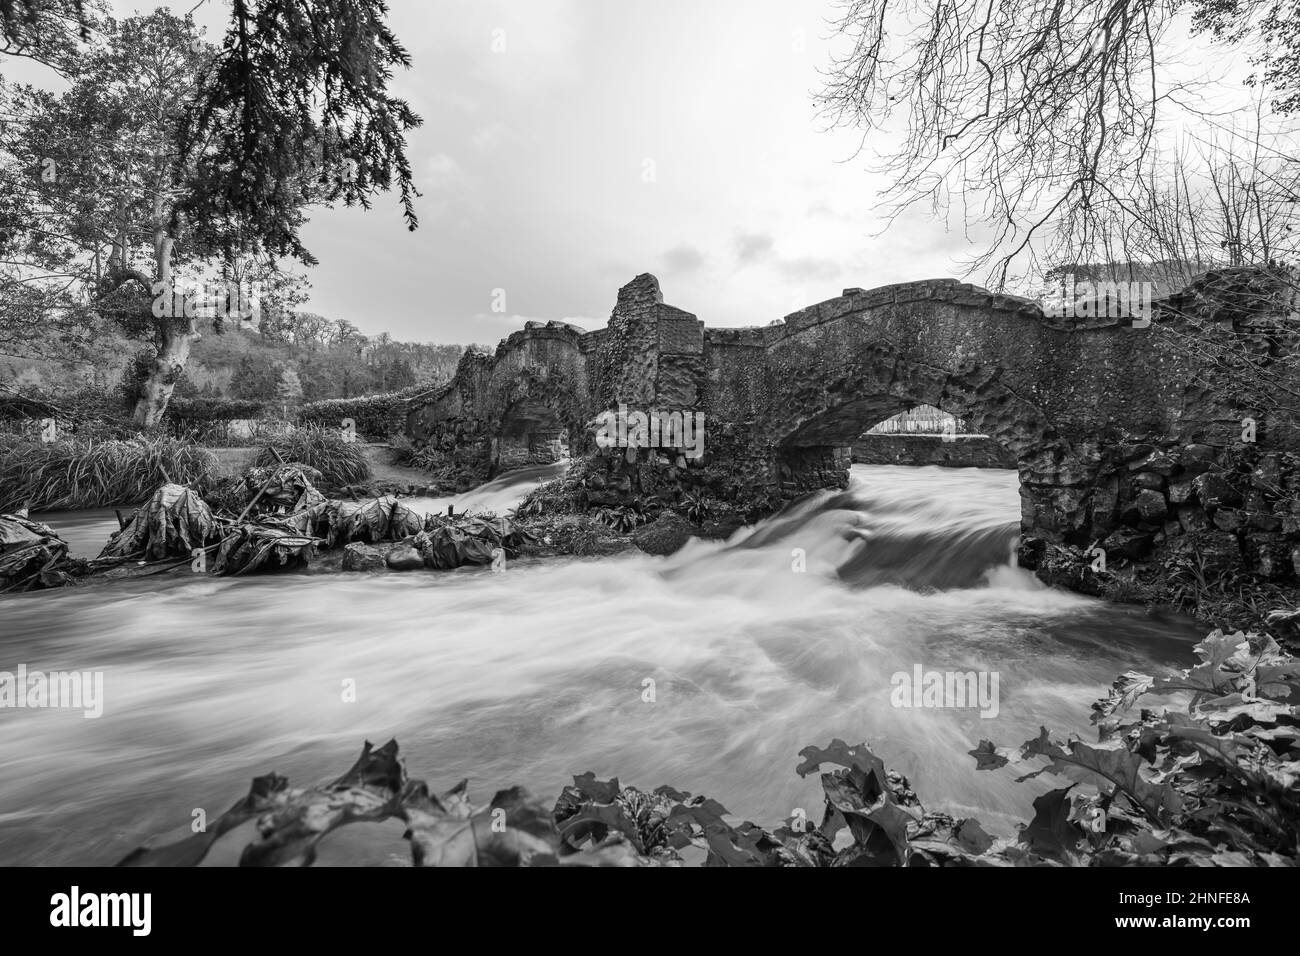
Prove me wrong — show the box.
[0,436,219,512]
[254,426,372,486]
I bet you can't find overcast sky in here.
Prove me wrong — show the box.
[231,0,979,343]
[313,0,949,343]
[14,1,1257,345]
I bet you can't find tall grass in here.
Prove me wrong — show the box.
[0,436,219,512]
[254,426,372,487]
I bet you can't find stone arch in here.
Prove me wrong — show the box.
[478,323,591,477]
[488,383,583,475]
[766,340,1091,544]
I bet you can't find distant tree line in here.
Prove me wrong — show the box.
[168,316,464,405]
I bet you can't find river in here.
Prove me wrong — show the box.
[0,464,1200,865]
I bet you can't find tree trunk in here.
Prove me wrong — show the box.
[131,326,195,428]
[131,226,198,428]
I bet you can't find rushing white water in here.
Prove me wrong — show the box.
[1,464,1200,866]
[400,460,569,518]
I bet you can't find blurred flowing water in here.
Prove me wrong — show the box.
[1,464,1200,865]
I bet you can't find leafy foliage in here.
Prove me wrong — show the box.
[680,491,711,526]
[168,397,270,423]
[254,425,372,486]
[211,521,319,576]
[297,383,445,440]
[1,2,424,426]
[972,629,1300,865]
[594,497,659,533]
[0,511,70,591]
[513,478,574,519]
[100,483,217,561]
[306,494,423,545]
[0,1,90,70]
[0,435,218,511]
[241,461,327,514]
[414,513,535,569]
[175,0,422,264]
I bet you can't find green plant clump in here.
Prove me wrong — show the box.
[254,426,372,487]
[0,436,218,511]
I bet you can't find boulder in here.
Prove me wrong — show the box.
[1100,527,1154,560]
[386,546,425,571]
[632,512,695,556]
[342,542,385,572]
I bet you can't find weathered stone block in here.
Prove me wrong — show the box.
[1252,453,1282,490]
[1212,508,1245,533]
[658,314,704,355]
[1133,471,1165,490]
[1178,506,1210,533]
[386,546,424,571]
[1130,452,1179,476]
[1101,527,1154,560]
[1191,472,1241,511]
[1248,510,1283,532]
[1246,534,1291,580]
[1122,489,1168,523]
[342,542,385,572]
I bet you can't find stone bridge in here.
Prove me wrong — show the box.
[407,270,1300,584]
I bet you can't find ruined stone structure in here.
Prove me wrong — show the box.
[407,270,1300,586]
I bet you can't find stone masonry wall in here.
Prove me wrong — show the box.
[406,268,1300,594]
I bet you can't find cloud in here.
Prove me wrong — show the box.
[439,0,586,97]
[426,153,466,185]
[735,231,775,265]
[471,121,517,151]
[663,244,706,275]
[806,199,872,224]
[777,256,842,281]
[419,153,472,217]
